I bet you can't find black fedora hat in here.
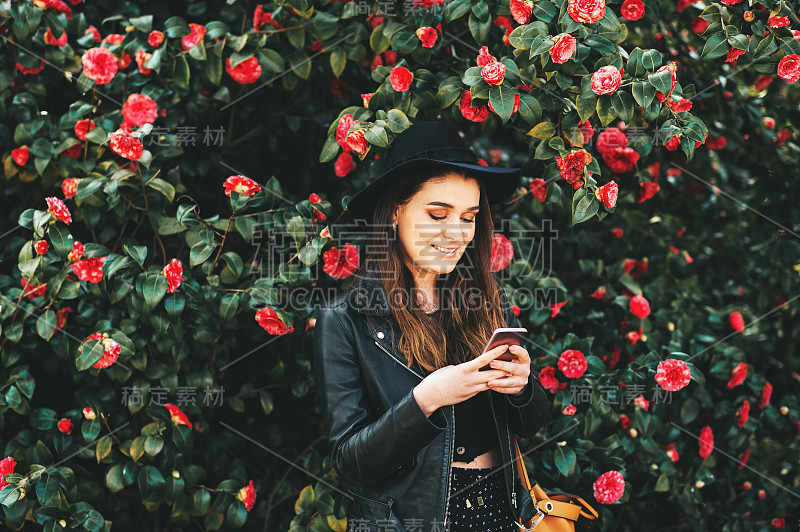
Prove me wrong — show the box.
[345,121,520,222]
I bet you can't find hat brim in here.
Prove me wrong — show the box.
[346,158,520,223]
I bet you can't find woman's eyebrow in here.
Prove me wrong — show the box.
[426,201,480,211]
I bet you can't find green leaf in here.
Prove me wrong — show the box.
[554,447,576,476]
[288,51,312,79]
[489,85,516,123]
[611,90,635,123]
[572,187,599,225]
[123,245,147,268]
[596,95,616,126]
[626,47,646,78]
[190,241,216,267]
[30,408,58,430]
[173,55,190,90]
[130,436,146,462]
[219,293,240,321]
[330,48,346,78]
[700,34,729,60]
[76,340,105,371]
[96,436,112,462]
[641,49,662,71]
[647,69,674,95]
[36,310,57,341]
[576,92,597,122]
[369,25,390,55]
[148,178,176,202]
[142,272,168,309]
[227,501,248,527]
[528,121,556,139]
[632,80,656,109]
[517,94,542,125]
[386,109,410,133]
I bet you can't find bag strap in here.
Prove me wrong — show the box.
[513,439,599,521]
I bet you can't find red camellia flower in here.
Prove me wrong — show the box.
[20,278,47,300]
[55,307,71,331]
[602,147,639,173]
[620,0,644,20]
[726,46,746,64]
[135,49,153,75]
[728,311,745,332]
[591,65,622,95]
[71,256,107,284]
[335,114,356,152]
[727,362,748,389]
[493,16,514,44]
[698,426,714,459]
[529,178,548,202]
[550,300,568,317]
[322,243,360,279]
[223,175,261,197]
[62,178,79,200]
[777,54,800,83]
[81,47,119,84]
[558,349,587,378]
[255,307,294,335]
[629,294,650,318]
[361,92,374,108]
[691,16,710,33]
[771,518,785,529]
[759,381,772,409]
[476,45,495,67]
[16,58,46,75]
[68,241,85,262]
[12,146,30,166]
[481,61,507,86]
[225,56,263,84]
[768,16,790,28]
[109,129,143,160]
[334,151,355,177]
[0,457,17,490]
[35,240,49,254]
[612,228,623,238]
[619,413,631,428]
[162,259,183,293]
[122,93,158,127]
[556,149,591,189]
[85,25,101,43]
[737,448,749,470]
[634,395,649,410]
[663,443,679,462]
[44,29,68,47]
[46,197,72,225]
[511,305,520,316]
[490,233,514,270]
[637,182,660,203]
[181,23,206,50]
[593,471,624,504]
[74,119,96,140]
[590,287,606,300]
[550,34,576,64]
[415,26,438,48]
[389,66,414,91]
[459,91,489,123]
[238,480,257,512]
[82,407,96,420]
[568,0,606,23]
[595,181,618,208]
[736,400,749,428]
[346,128,369,155]
[538,366,565,393]
[164,403,193,429]
[596,127,628,154]
[562,404,577,415]
[58,418,73,434]
[80,332,122,369]
[705,136,727,150]
[148,30,164,47]
[655,359,692,391]
[510,0,534,24]
[254,5,282,31]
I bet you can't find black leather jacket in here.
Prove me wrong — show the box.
[312,270,551,531]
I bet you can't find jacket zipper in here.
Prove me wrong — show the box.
[494,394,517,518]
[374,339,454,529]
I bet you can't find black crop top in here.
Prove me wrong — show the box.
[424,310,498,463]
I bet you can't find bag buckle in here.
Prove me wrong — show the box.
[515,506,545,531]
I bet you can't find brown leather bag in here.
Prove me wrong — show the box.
[512,439,599,531]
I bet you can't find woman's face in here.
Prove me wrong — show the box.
[392,172,481,278]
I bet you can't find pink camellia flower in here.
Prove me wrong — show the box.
[346,127,369,155]
[122,93,158,127]
[490,233,513,270]
[181,23,206,50]
[415,26,438,48]
[759,381,772,409]
[698,426,714,459]
[238,480,257,512]
[309,193,321,203]
[335,114,356,152]
[556,149,591,189]
[81,47,119,84]
[68,241,85,262]
[663,443,679,462]
[255,307,295,335]
[593,471,624,504]
[777,54,800,83]
[550,34,576,64]
[389,66,414,91]
[162,259,183,293]
[529,178,548,202]
[481,61,507,85]
[568,0,606,23]
[74,119,96,140]
[164,403,193,429]
[225,56,262,84]
[595,181,618,208]
[637,182,660,203]
[510,0,534,24]
[135,49,153,75]
[736,400,749,428]
[35,240,49,254]
[84,25,101,43]
[727,362,748,389]
[591,65,622,95]
[476,45,495,67]
[768,16,790,28]
[12,146,30,166]
[634,395,649,410]
[558,349,587,378]
[83,407,96,420]
[459,91,489,123]
[729,311,745,332]
[148,30,164,47]
[629,294,650,318]
[0,457,17,490]
[322,243,360,279]
[562,404,577,415]
[71,256,107,284]
[620,0,644,20]
[46,197,72,225]
[334,152,355,177]
[538,366,563,393]
[44,29,68,47]
[602,147,639,173]
[597,127,627,154]
[655,359,692,391]
[223,175,262,197]
[80,332,122,369]
[109,129,143,160]
[361,92,375,108]
[550,300,568,317]
[57,418,73,434]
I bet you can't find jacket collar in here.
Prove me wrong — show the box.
[348,266,394,316]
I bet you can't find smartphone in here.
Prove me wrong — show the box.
[478,328,529,371]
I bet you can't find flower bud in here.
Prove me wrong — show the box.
[741,481,752,490]
[744,11,755,21]
[667,322,675,331]
[629,428,638,438]
[695,480,704,488]
[780,406,789,415]
[172,470,181,478]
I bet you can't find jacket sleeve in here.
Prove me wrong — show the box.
[312,305,448,487]
[500,287,551,439]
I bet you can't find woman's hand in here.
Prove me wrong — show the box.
[485,344,531,397]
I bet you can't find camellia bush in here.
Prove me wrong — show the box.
[0,0,798,530]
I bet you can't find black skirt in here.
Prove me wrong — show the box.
[446,466,519,531]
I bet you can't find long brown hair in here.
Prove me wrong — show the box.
[350,167,508,373]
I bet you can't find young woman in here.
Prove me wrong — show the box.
[313,121,550,532]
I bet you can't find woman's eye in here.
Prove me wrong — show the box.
[428,213,475,223]
[461,218,475,224]
[429,214,446,221]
